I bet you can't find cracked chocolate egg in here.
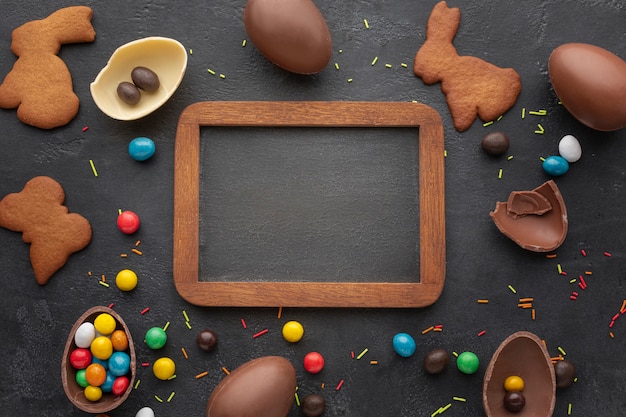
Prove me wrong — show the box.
[490,180,567,252]
[483,331,556,417]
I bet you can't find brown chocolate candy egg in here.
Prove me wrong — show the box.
[206,356,296,417]
[482,331,555,417]
[301,394,326,417]
[554,359,576,389]
[549,43,626,131]
[244,0,332,74]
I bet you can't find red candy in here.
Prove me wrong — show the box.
[112,375,130,396]
[69,348,93,369]
[117,210,140,234]
[303,351,325,374]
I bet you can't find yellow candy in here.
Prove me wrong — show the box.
[94,313,117,335]
[504,375,525,392]
[91,336,113,360]
[153,357,176,380]
[115,269,138,291]
[84,385,102,402]
[282,320,304,343]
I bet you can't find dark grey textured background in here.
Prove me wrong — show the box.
[0,1,625,416]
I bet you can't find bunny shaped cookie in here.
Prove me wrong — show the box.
[414,1,521,132]
[0,6,95,129]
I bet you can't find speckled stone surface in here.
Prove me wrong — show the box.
[0,1,625,416]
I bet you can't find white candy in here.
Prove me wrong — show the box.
[73,322,95,348]
[135,407,155,417]
[558,134,582,163]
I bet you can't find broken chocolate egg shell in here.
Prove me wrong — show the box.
[490,180,567,252]
[91,37,187,120]
[483,331,556,417]
[61,306,136,413]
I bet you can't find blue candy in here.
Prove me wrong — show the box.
[542,155,569,176]
[392,332,416,358]
[101,372,116,393]
[128,136,156,161]
[108,351,131,377]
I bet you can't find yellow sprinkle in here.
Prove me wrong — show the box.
[498,168,503,179]
[401,63,408,68]
[89,160,98,177]
[189,49,193,55]
[508,285,517,294]
[118,208,122,215]
[338,49,343,53]
[167,374,177,380]
[347,78,353,83]
[452,397,466,402]
[568,403,572,415]
[183,310,190,322]
[134,379,141,389]
[539,156,546,162]
[441,403,452,413]
[483,121,494,127]
[222,367,230,375]
[132,248,143,256]
[569,279,577,284]
[219,74,226,79]
[99,281,109,288]
[385,63,392,68]
[242,39,247,47]
[294,392,301,406]
[356,348,369,360]
[443,150,447,157]
[535,123,545,134]
[335,63,340,70]
[185,321,192,330]
[497,115,503,121]
[363,18,369,29]
[558,346,567,356]
[195,371,209,379]
[529,109,547,116]
[155,395,163,403]
[557,264,563,274]
[521,107,526,119]
[207,68,215,75]
[370,360,378,365]
[163,321,170,331]
[452,351,458,357]
[371,56,378,66]
[167,392,176,402]
[507,155,514,160]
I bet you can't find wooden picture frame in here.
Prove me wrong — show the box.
[173,101,445,307]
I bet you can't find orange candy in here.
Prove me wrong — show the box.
[111,329,129,351]
[85,363,106,386]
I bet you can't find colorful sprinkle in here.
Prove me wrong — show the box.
[508,285,517,294]
[371,56,378,66]
[277,307,283,318]
[167,391,176,402]
[557,346,567,356]
[195,371,209,379]
[241,318,247,329]
[183,310,190,322]
[163,321,170,331]
[132,248,143,256]
[452,397,466,402]
[401,63,408,68]
[82,126,89,132]
[477,299,489,304]
[155,395,163,403]
[207,68,215,75]
[141,308,150,315]
[253,329,269,338]
[335,379,345,391]
[356,348,369,360]
[181,348,188,359]
[242,39,247,47]
[477,330,486,337]
[134,379,141,389]
[89,160,98,177]
[535,124,545,134]
[363,18,369,29]
[521,107,526,118]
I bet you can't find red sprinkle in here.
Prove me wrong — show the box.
[612,313,620,321]
[140,307,150,315]
[108,303,115,309]
[478,330,486,337]
[578,282,585,290]
[609,320,615,328]
[604,252,612,257]
[351,351,355,359]
[82,126,89,132]
[434,324,443,329]
[581,249,587,257]
[241,318,247,329]
[253,329,268,338]
[335,379,345,391]
[570,295,577,300]
[141,362,150,367]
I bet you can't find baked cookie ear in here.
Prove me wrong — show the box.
[0,176,92,285]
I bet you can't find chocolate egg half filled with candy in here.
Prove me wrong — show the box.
[483,331,556,417]
[549,43,626,131]
[206,356,296,417]
[244,0,332,74]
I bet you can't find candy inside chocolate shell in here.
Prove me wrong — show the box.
[483,331,556,417]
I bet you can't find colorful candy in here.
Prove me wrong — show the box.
[196,328,218,352]
[145,326,167,349]
[456,351,480,374]
[504,375,525,392]
[303,351,325,374]
[108,352,131,376]
[70,348,93,369]
[94,313,117,335]
[392,332,417,358]
[542,155,569,176]
[128,136,156,161]
[558,134,582,162]
[153,357,176,380]
[117,210,140,234]
[91,336,113,360]
[115,269,138,292]
[282,320,304,343]
[74,322,96,348]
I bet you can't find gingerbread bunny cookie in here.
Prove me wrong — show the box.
[0,6,96,129]
[413,1,521,132]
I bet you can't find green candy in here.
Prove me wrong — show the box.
[456,351,480,374]
[145,326,167,350]
[75,369,88,388]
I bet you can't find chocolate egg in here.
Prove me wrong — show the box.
[483,331,556,417]
[549,43,626,131]
[206,356,296,417]
[244,0,332,74]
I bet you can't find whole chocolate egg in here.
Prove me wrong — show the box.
[549,43,626,131]
[244,0,332,74]
[206,356,296,417]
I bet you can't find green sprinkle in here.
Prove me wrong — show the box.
[569,279,577,284]
[529,109,547,116]
[535,123,545,134]
[539,156,546,162]
[186,321,192,330]
[207,68,215,75]
[242,39,247,47]
[163,321,170,331]
[167,391,176,402]
[452,351,459,357]
[568,403,572,415]
[219,74,226,79]
[483,120,494,127]
[497,115,503,121]
[98,281,109,288]
[558,346,567,356]
[385,63,392,68]
[155,395,163,403]
[521,107,526,118]
[134,379,141,389]
[557,264,563,274]
[363,18,369,29]
[356,348,369,360]
[498,168,503,179]
[452,397,466,402]
[335,63,340,70]
[441,403,452,413]
[295,392,301,406]
[183,310,190,322]
[371,56,378,66]
[401,63,408,68]
[508,285,517,294]
[168,374,177,380]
